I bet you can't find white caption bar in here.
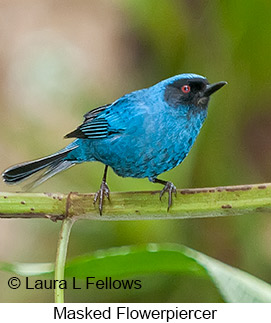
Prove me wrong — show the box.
[0,303,270,323]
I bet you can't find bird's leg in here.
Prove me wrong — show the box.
[150,178,177,211]
[93,165,110,216]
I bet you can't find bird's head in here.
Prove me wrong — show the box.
[164,73,227,109]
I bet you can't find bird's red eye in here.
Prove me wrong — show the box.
[181,85,190,93]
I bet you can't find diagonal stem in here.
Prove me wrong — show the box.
[54,217,75,303]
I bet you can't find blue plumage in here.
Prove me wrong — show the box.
[2,73,226,214]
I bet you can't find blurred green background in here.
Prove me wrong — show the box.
[0,0,271,302]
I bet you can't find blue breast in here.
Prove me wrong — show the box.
[66,80,208,179]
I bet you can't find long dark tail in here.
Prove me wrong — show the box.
[2,146,77,188]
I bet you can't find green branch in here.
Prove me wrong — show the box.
[54,217,74,303]
[0,183,271,220]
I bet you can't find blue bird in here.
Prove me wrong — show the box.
[2,74,226,215]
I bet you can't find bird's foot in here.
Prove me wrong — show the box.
[160,181,177,211]
[93,181,110,216]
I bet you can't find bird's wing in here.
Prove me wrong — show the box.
[83,104,111,122]
[64,103,125,140]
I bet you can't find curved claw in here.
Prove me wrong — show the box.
[93,181,110,216]
[159,181,177,211]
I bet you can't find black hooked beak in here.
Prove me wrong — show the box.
[203,81,227,97]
